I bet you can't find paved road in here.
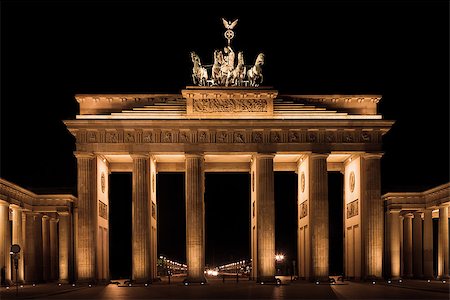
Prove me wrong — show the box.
[1,277,448,299]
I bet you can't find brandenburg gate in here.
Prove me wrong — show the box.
[64,86,393,283]
[64,19,394,284]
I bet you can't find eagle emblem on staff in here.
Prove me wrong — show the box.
[222,18,238,46]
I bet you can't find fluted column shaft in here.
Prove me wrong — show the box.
[49,218,59,281]
[132,154,152,282]
[0,200,11,284]
[11,205,24,282]
[438,206,449,278]
[310,154,329,280]
[42,216,50,281]
[58,212,71,282]
[412,212,423,278]
[423,209,433,278]
[362,154,383,278]
[403,214,413,277]
[185,154,206,283]
[255,154,275,282]
[24,212,43,283]
[389,210,401,279]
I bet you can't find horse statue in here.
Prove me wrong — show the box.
[190,52,208,86]
[211,49,224,85]
[247,53,264,87]
[227,51,246,86]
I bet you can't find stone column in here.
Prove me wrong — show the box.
[58,212,71,282]
[361,154,383,278]
[403,214,413,278]
[438,206,449,279]
[75,152,97,282]
[309,154,329,281]
[412,211,423,278]
[423,209,433,278]
[131,153,152,283]
[185,154,206,283]
[254,154,276,283]
[24,212,43,283]
[11,205,24,283]
[49,218,59,281]
[389,210,401,279]
[42,215,50,281]
[0,200,11,285]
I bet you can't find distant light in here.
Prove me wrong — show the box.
[145,283,148,287]
[387,280,391,284]
[201,282,205,285]
[315,281,319,285]
[260,282,264,285]
[398,279,402,283]
[72,284,75,287]
[184,282,188,286]
[58,283,62,286]
[32,284,36,287]
[443,280,446,284]
[427,279,431,283]
[6,287,9,289]
[20,285,23,288]
[88,284,92,288]
[372,281,376,285]
[128,283,132,287]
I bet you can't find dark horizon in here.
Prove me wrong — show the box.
[1,0,448,279]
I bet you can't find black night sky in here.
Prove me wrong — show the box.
[1,1,448,279]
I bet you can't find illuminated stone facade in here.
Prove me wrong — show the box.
[383,183,450,279]
[64,87,394,282]
[0,179,75,284]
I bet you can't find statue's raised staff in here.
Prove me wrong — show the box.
[247,53,264,87]
[190,52,208,86]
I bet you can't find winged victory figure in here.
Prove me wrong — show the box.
[222,18,238,30]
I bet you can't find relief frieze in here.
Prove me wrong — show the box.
[77,128,377,145]
[346,199,359,219]
[192,98,268,113]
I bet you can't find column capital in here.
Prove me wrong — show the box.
[362,153,384,160]
[389,208,402,214]
[253,153,275,159]
[130,152,150,159]
[9,204,22,210]
[42,215,50,220]
[0,199,10,207]
[49,217,59,223]
[403,213,414,219]
[74,151,96,159]
[57,211,70,217]
[310,153,329,160]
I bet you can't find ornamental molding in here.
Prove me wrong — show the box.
[74,128,383,145]
[192,98,268,113]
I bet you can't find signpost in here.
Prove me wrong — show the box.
[10,244,20,297]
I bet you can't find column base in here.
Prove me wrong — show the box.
[183,276,207,285]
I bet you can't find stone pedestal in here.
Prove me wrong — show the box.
[389,210,401,279]
[49,218,59,281]
[361,154,383,278]
[309,154,329,281]
[254,154,276,283]
[438,206,449,279]
[75,152,97,282]
[131,154,152,283]
[423,209,433,278]
[412,212,423,278]
[185,154,206,283]
[403,214,413,278]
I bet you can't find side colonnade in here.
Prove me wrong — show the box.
[383,183,450,280]
[0,179,75,285]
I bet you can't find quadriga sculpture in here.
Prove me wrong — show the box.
[190,52,208,86]
[247,53,264,87]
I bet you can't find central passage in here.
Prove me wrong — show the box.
[204,173,250,268]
